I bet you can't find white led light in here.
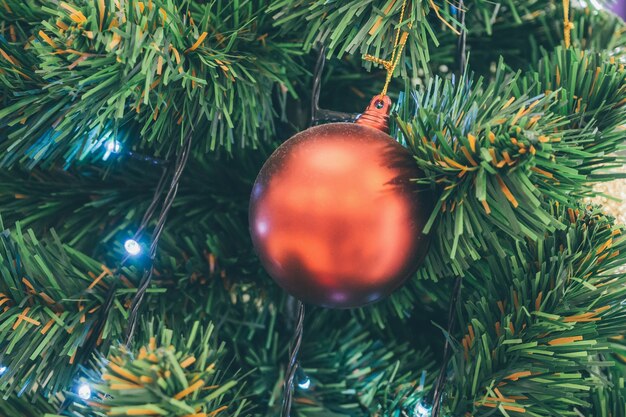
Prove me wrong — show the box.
[77,383,91,400]
[0,366,7,375]
[414,401,431,417]
[124,239,141,256]
[297,377,311,390]
[106,139,121,153]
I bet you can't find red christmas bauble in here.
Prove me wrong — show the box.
[249,96,432,308]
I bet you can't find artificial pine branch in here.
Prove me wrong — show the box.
[269,0,453,79]
[395,47,626,279]
[448,6,626,74]
[269,2,622,78]
[0,222,140,398]
[0,149,265,261]
[0,2,624,416]
[0,0,303,169]
[268,0,595,77]
[295,313,437,416]
[220,305,437,416]
[447,204,626,416]
[0,391,59,417]
[590,366,626,417]
[69,321,250,417]
[1,2,621,172]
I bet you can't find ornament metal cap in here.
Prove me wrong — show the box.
[355,95,392,133]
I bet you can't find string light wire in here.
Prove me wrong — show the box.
[125,130,195,344]
[280,300,306,417]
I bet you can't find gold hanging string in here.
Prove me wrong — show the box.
[430,0,461,35]
[563,0,573,48]
[364,0,461,97]
[363,0,412,97]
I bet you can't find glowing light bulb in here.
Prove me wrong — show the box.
[77,383,91,400]
[106,139,121,153]
[124,239,141,256]
[294,364,310,390]
[297,376,311,390]
[414,401,432,417]
[0,366,7,375]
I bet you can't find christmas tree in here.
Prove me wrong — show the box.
[1,0,626,416]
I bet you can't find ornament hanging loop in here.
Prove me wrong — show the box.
[356,95,392,133]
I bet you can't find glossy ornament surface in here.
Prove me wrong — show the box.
[249,96,432,308]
